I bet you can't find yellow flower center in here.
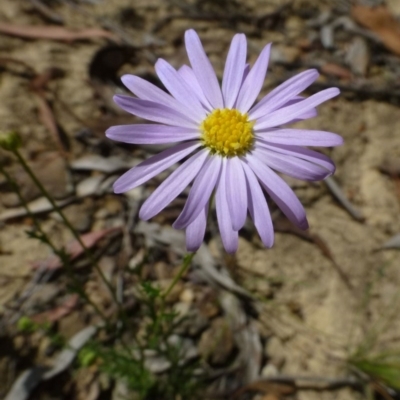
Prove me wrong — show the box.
[200,108,255,157]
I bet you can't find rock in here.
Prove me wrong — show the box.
[156,279,183,303]
[173,303,209,336]
[264,336,285,369]
[346,36,370,76]
[12,151,72,202]
[154,261,174,280]
[261,363,279,378]
[59,201,92,232]
[270,46,301,65]
[179,287,195,304]
[198,317,235,366]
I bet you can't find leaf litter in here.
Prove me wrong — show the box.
[1,0,400,399]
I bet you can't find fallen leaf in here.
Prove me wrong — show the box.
[379,233,400,250]
[31,227,122,270]
[4,326,97,400]
[30,294,79,324]
[0,196,73,221]
[70,155,139,173]
[351,4,400,56]
[345,36,370,76]
[233,380,295,398]
[43,325,98,379]
[34,93,70,152]
[4,367,47,400]
[320,63,352,80]
[379,158,400,177]
[29,67,64,92]
[0,22,119,42]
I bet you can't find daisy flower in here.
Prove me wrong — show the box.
[106,29,343,253]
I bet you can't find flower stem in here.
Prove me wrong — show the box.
[162,252,195,300]
[0,163,109,324]
[12,149,128,326]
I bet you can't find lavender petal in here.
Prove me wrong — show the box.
[254,88,340,130]
[235,43,272,113]
[222,33,247,108]
[155,59,207,121]
[106,124,199,144]
[249,69,319,120]
[139,150,209,220]
[242,162,274,247]
[226,157,247,230]
[173,154,221,229]
[113,141,200,193]
[114,95,197,128]
[245,153,309,230]
[216,159,239,253]
[185,29,224,109]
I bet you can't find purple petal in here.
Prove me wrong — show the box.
[249,69,319,120]
[184,29,224,109]
[216,159,238,253]
[139,150,209,220]
[222,34,247,108]
[106,124,199,144]
[120,75,193,118]
[173,155,221,229]
[242,162,273,247]
[254,88,340,130]
[186,203,208,252]
[242,63,250,84]
[281,96,317,122]
[113,141,200,193]
[235,43,272,113]
[256,128,343,147]
[114,95,197,129]
[256,140,336,173]
[254,146,332,181]
[245,153,308,230]
[178,65,213,111]
[155,59,207,121]
[226,157,247,230]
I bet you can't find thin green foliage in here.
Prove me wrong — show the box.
[1,135,201,400]
[77,281,202,400]
[350,352,400,390]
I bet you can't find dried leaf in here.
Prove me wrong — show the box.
[31,227,122,270]
[70,155,139,173]
[220,291,262,384]
[325,177,364,221]
[351,5,400,56]
[43,325,97,379]
[379,158,400,177]
[234,380,295,398]
[34,93,69,152]
[345,37,370,76]
[4,367,47,400]
[76,175,105,198]
[30,294,79,324]
[321,63,352,80]
[380,233,400,250]
[4,327,97,400]
[0,197,73,221]
[29,67,64,91]
[0,22,119,42]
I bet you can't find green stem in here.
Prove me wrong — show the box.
[0,164,109,324]
[161,252,195,300]
[12,149,128,326]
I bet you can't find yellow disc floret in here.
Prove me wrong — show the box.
[200,108,255,157]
